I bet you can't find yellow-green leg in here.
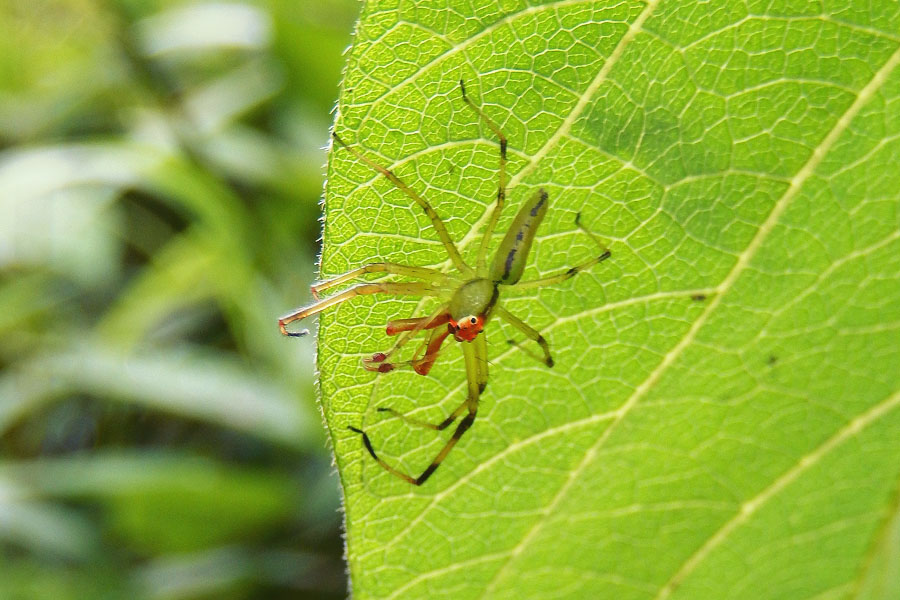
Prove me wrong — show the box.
[279,282,439,337]
[460,79,509,275]
[311,262,449,299]
[377,397,469,430]
[332,132,472,276]
[473,330,489,393]
[349,331,484,485]
[494,306,554,367]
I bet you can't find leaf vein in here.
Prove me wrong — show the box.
[349,0,613,125]
[656,386,900,599]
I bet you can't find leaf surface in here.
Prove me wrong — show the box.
[320,1,900,598]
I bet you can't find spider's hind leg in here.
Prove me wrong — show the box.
[350,326,485,486]
[495,306,554,368]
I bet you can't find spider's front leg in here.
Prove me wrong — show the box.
[311,262,449,299]
[376,397,468,431]
[376,330,487,423]
[278,282,440,337]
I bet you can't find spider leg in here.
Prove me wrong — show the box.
[494,306,554,367]
[377,397,468,430]
[473,330,489,393]
[279,282,439,337]
[375,321,483,424]
[348,331,483,486]
[499,213,611,292]
[311,263,450,299]
[371,324,457,420]
[460,80,508,275]
[505,338,549,366]
[332,132,472,276]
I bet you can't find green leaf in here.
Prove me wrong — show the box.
[319,2,900,598]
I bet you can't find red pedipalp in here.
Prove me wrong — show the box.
[385,312,450,336]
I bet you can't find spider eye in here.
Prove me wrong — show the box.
[470,317,478,325]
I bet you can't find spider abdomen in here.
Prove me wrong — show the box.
[489,188,549,284]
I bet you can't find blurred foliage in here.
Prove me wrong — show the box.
[0,0,358,597]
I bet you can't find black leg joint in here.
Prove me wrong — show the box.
[416,464,438,486]
[348,426,378,461]
[415,413,476,486]
[436,415,456,430]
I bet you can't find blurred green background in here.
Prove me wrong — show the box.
[0,0,358,597]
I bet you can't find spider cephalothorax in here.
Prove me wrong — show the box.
[279,80,611,485]
[447,278,496,341]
